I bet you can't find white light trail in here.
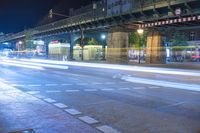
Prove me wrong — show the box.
[4,58,200,77]
[122,76,200,92]
[0,62,44,70]
[2,59,68,70]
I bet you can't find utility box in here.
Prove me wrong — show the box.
[49,41,70,60]
[73,45,82,61]
[83,45,103,61]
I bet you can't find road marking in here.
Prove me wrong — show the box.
[133,87,146,90]
[45,84,58,86]
[92,82,102,85]
[11,84,25,87]
[158,102,186,109]
[84,89,98,92]
[27,91,40,95]
[65,90,80,92]
[61,83,73,86]
[118,88,130,90]
[78,116,99,124]
[77,83,88,86]
[120,81,129,84]
[65,108,82,115]
[105,82,115,85]
[28,84,41,87]
[46,90,61,93]
[101,88,114,91]
[97,125,121,133]
[35,94,45,99]
[54,103,68,109]
[148,86,161,89]
[44,98,56,103]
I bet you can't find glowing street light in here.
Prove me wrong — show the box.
[137,29,144,64]
[101,34,106,40]
[18,41,23,45]
[137,29,144,35]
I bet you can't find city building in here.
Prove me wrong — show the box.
[107,0,132,16]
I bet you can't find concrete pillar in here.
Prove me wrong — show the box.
[107,27,129,64]
[69,32,75,60]
[146,31,166,64]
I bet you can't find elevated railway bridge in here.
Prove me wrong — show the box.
[0,0,200,63]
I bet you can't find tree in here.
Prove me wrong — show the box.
[129,31,147,63]
[170,31,188,46]
[87,38,98,45]
[129,31,147,48]
[169,31,188,62]
[24,30,34,50]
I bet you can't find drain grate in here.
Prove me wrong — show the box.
[9,129,35,133]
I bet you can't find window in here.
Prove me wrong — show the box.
[190,32,195,41]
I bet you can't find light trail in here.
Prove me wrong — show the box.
[2,59,68,70]
[122,76,200,92]
[0,61,44,70]
[18,58,200,77]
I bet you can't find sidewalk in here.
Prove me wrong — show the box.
[0,81,100,133]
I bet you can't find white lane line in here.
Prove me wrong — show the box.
[158,102,186,109]
[35,94,45,99]
[96,125,121,133]
[133,87,146,90]
[46,90,61,93]
[148,86,161,89]
[45,84,58,86]
[27,91,40,95]
[44,98,56,103]
[54,103,68,109]
[28,84,41,87]
[118,88,131,90]
[84,89,98,92]
[65,90,80,92]
[101,88,115,91]
[11,84,25,87]
[78,116,99,124]
[120,81,129,84]
[77,83,88,86]
[122,76,200,92]
[65,108,82,115]
[61,83,73,86]
[105,82,115,85]
[91,82,102,85]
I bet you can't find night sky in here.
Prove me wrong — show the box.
[0,0,95,34]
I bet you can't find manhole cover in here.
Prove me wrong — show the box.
[9,129,35,133]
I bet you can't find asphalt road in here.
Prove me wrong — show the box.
[0,59,200,133]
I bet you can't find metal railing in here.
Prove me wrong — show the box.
[0,0,198,42]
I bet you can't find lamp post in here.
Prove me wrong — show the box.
[101,34,106,60]
[17,41,23,57]
[137,29,144,64]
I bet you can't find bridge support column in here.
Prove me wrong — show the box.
[107,27,129,64]
[146,30,166,64]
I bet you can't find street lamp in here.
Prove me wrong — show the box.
[137,29,144,64]
[18,41,23,45]
[137,29,144,35]
[101,34,106,60]
[101,34,106,40]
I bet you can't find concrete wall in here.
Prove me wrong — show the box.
[146,31,166,64]
[107,28,129,64]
